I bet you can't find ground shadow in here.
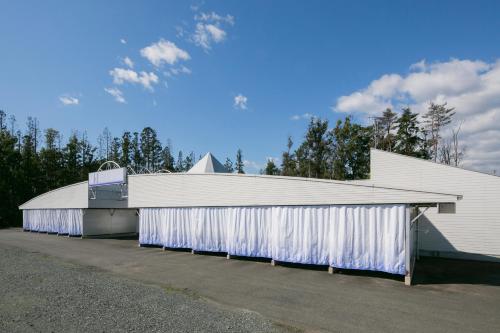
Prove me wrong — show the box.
[413,256,500,286]
[414,214,500,286]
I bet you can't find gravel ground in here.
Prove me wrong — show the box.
[0,247,292,333]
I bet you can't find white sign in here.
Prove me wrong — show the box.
[89,168,127,187]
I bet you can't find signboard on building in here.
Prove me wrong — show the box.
[89,168,127,187]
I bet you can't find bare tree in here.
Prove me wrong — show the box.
[438,139,451,165]
[451,121,465,167]
[422,102,456,161]
[438,121,465,167]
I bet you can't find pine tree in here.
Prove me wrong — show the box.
[184,151,195,170]
[140,127,162,171]
[223,158,234,173]
[98,127,112,160]
[394,107,422,157]
[111,137,121,164]
[80,132,98,177]
[161,142,175,171]
[264,159,280,175]
[299,118,330,178]
[121,132,132,168]
[176,151,184,171]
[131,132,142,172]
[329,116,370,180]
[281,136,296,176]
[376,108,398,152]
[63,132,81,184]
[235,149,245,174]
[39,128,63,191]
[0,111,22,228]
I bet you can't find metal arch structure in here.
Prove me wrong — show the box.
[97,160,122,171]
[138,167,152,174]
[156,169,172,174]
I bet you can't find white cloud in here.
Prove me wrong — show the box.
[123,56,134,68]
[243,160,261,172]
[120,38,127,44]
[189,11,234,51]
[165,65,192,77]
[291,113,315,121]
[175,25,186,38]
[104,87,126,104]
[59,95,79,106]
[195,11,235,25]
[190,2,202,12]
[140,39,190,67]
[109,68,159,91]
[234,94,248,110]
[193,23,227,51]
[333,58,500,172]
[205,24,226,42]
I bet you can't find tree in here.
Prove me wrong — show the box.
[439,122,466,167]
[376,108,398,152]
[264,159,280,175]
[184,151,196,170]
[235,149,245,174]
[328,116,370,180]
[281,136,296,176]
[0,110,6,131]
[223,158,234,173]
[296,118,329,178]
[176,151,184,171]
[422,102,456,161]
[98,127,112,160]
[39,128,63,191]
[63,132,81,184]
[161,141,175,171]
[80,132,98,178]
[131,132,142,172]
[26,117,41,153]
[394,107,422,157]
[451,122,466,167]
[110,137,121,163]
[140,127,162,171]
[0,111,22,228]
[120,132,132,168]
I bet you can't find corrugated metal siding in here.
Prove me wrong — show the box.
[369,149,500,257]
[128,173,457,208]
[19,182,88,209]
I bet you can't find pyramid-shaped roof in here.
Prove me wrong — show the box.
[187,152,228,174]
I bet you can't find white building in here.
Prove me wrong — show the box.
[363,149,500,262]
[20,151,477,285]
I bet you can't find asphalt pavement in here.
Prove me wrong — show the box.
[1,228,499,332]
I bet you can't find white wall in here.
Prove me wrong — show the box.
[369,149,500,259]
[128,173,457,208]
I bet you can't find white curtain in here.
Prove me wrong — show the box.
[22,209,83,236]
[139,204,407,275]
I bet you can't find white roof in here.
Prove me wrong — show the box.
[187,152,228,174]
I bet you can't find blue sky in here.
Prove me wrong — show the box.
[1,1,500,172]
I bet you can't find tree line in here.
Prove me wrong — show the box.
[263,102,464,178]
[1,102,463,228]
[0,110,245,228]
